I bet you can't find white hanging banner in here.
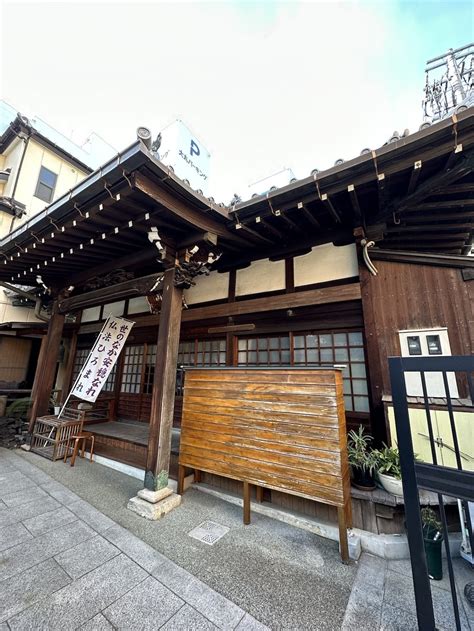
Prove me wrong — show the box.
[71,315,134,403]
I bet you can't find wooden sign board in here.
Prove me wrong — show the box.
[178,367,352,562]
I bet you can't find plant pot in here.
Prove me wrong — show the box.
[377,471,403,497]
[351,466,376,491]
[54,406,61,416]
[424,536,443,580]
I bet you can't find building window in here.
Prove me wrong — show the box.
[34,166,58,203]
[237,331,369,414]
[178,338,226,367]
[120,345,144,394]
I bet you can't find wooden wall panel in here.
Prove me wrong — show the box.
[360,260,474,438]
[0,338,32,383]
[179,367,352,559]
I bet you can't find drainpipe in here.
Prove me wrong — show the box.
[0,280,49,322]
[8,126,31,233]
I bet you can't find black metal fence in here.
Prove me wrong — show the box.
[389,355,474,631]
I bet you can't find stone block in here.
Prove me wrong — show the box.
[7,554,148,630]
[0,496,60,529]
[22,506,77,536]
[67,499,115,533]
[79,613,114,630]
[153,559,246,629]
[137,486,173,503]
[0,558,70,623]
[0,519,96,582]
[103,575,183,629]
[102,523,168,574]
[54,534,120,579]
[127,492,181,521]
[0,521,33,552]
[2,485,48,507]
[161,604,218,630]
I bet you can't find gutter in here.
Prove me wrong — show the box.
[0,280,49,322]
[9,130,31,233]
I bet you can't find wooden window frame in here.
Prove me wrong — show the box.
[34,165,58,203]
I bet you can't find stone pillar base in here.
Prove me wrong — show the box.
[127,486,181,521]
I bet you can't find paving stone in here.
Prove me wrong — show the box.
[102,523,168,573]
[0,496,60,529]
[103,575,183,630]
[384,570,469,630]
[235,613,270,630]
[79,613,115,630]
[0,519,96,582]
[0,521,33,552]
[342,554,387,631]
[54,534,120,579]
[0,472,33,497]
[0,558,71,623]
[153,560,246,629]
[8,554,148,630]
[380,602,419,630]
[1,485,48,507]
[40,480,82,505]
[22,506,77,536]
[0,500,6,510]
[67,498,115,533]
[160,604,218,630]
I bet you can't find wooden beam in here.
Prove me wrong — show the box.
[181,283,361,322]
[405,199,474,211]
[255,216,284,240]
[407,160,422,195]
[235,221,273,244]
[386,223,473,234]
[297,202,321,228]
[403,211,474,222]
[444,143,463,171]
[58,273,163,313]
[273,209,300,231]
[28,301,65,429]
[132,173,245,245]
[384,233,469,242]
[66,248,160,287]
[347,185,362,222]
[434,182,474,195]
[60,331,78,404]
[144,266,183,491]
[321,193,342,223]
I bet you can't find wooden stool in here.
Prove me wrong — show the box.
[64,432,95,467]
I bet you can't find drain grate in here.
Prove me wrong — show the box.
[188,520,230,546]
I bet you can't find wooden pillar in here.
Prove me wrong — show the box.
[29,301,65,431]
[60,331,78,404]
[144,267,183,491]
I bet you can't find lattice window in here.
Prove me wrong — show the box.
[237,335,291,366]
[120,345,144,394]
[143,344,157,395]
[178,339,226,367]
[293,331,369,413]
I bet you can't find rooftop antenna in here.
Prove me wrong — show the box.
[422,43,474,123]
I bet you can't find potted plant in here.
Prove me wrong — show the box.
[347,425,378,490]
[375,444,403,497]
[421,507,443,580]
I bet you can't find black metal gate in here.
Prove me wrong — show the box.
[389,355,474,631]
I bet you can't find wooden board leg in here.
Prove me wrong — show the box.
[70,438,80,467]
[256,485,263,503]
[194,469,201,483]
[89,436,94,462]
[243,481,250,525]
[338,506,349,564]
[177,465,185,495]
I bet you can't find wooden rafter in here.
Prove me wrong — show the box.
[347,185,362,222]
[255,216,284,240]
[297,202,321,229]
[321,193,341,223]
[407,160,422,195]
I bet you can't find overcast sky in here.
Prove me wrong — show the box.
[1,1,473,202]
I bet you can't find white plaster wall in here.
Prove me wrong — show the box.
[0,289,43,325]
[236,258,285,296]
[4,139,88,233]
[184,270,229,305]
[294,243,358,287]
